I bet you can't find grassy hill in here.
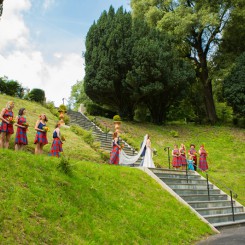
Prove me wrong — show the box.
[96,117,245,205]
[0,94,103,163]
[0,150,214,244]
[0,94,215,243]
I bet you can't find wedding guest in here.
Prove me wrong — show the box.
[140,140,147,166]
[179,143,187,170]
[15,108,28,151]
[172,144,181,170]
[34,114,48,154]
[0,101,15,148]
[110,131,121,164]
[49,123,63,157]
[188,144,197,171]
[199,145,208,171]
[187,156,195,171]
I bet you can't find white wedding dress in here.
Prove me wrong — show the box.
[142,139,155,168]
[119,135,155,168]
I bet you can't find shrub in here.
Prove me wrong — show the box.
[57,155,72,175]
[170,130,179,138]
[59,104,67,112]
[113,115,121,121]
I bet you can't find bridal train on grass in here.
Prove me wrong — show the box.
[119,134,155,168]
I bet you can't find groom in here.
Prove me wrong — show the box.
[140,141,146,166]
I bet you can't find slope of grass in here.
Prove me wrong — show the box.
[0,150,214,244]
[0,94,103,163]
[97,117,245,205]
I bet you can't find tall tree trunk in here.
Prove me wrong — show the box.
[198,53,218,124]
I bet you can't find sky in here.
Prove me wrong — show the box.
[0,0,131,106]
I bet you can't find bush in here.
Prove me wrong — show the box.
[113,115,121,121]
[215,102,233,123]
[63,114,70,125]
[57,155,72,175]
[170,130,179,138]
[59,104,67,112]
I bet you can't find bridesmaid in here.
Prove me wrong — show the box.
[0,101,15,148]
[172,144,181,170]
[199,145,208,171]
[49,123,63,157]
[179,143,187,170]
[188,144,197,171]
[15,108,28,151]
[110,131,121,164]
[34,114,48,154]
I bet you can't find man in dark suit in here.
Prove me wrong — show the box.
[140,141,146,166]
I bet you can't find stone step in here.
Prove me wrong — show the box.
[196,206,244,216]
[181,194,228,202]
[167,183,214,190]
[156,173,201,180]
[173,189,220,195]
[212,219,245,228]
[160,177,207,185]
[204,212,245,224]
[188,200,236,209]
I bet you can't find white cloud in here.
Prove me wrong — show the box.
[0,0,85,106]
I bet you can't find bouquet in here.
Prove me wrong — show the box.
[42,126,49,132]
[61,135,66,141]
[7,117,15,124]
[22,122,29,128]
[120,144,125,149]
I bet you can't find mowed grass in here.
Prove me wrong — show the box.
[97,117,245,205]
[0,94,103,163]
[0,150,214,244]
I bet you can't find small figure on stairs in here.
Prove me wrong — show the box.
[199,144,208,171]
[110,131,121,165]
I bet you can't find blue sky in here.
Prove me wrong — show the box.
[0,0,131,105]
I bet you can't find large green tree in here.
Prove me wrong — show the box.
[223,52,245,117]
[131,0,235,124]
[84,6,135,119]
[126,21,195,124]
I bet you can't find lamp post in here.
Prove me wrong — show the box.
[164,146,171,169]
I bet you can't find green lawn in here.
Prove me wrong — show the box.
[97,117,245,205]
[0,150,214,244]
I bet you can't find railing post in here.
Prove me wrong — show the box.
[132,148,135,167]
[230,190,235,222]
[206,173,210,201]
[185,161,188,183]
[164,147,171,169]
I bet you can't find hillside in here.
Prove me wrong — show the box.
[96,117,245,205]
[0,150,214,244]
[0,94,103,163]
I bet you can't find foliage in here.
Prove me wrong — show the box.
[44,101,59,118]
[57,154,72,175]
[0,76,24,98]
[58,104,67,112]
[70,80,92,110]
[84,6,135,119]
[223,52,245,117]
[170,130,179,138]
[215,102,233,123]
[113,115,121,121]
[130,0,238,123]
[126,20,195,124]
[28,88,46,104]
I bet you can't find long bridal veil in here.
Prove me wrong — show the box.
[119,134,148,165]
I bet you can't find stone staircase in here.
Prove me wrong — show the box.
[67,110,141,164]
[149,168,245,229]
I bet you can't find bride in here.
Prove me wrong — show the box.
[119,134,155,168]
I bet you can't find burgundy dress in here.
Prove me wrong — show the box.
[0,109,14,134]
[172,149,181,167]
[15,116,28,145]
[199,149,208,171]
